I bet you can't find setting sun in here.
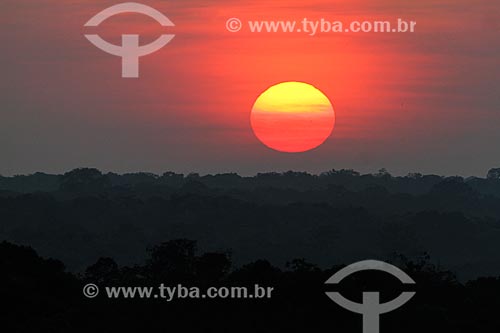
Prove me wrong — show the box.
[250,82,335,153]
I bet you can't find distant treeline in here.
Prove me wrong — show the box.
[2,167,500,195]
[2,168,500,280]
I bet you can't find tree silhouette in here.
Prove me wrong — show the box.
[60,168,110,193]
[84,257,119,284]
[487,168,500,180]
[147,239,197,282]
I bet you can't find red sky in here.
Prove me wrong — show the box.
[1,0,499,176]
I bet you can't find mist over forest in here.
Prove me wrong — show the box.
[3,167,500,281]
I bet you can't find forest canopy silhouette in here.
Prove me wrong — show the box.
[2,238,500,332]
[3,168,500,330]
[2,167,500,280]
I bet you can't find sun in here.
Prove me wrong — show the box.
[250,82,335,153]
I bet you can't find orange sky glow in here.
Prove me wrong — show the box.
[1,0,499,175]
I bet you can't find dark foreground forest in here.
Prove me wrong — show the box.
[2,240,500,332]
[3,168,500,331]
